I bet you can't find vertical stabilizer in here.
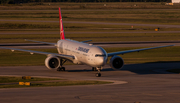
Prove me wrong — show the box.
[59,8,65,39]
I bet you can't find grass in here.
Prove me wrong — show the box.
[0,76,112,88]
[0,4,180,43]
[0,32,180,43]
[0,23,52,29]
[0,49,57,66]
[31,81,111,86]
[0,7,180,43]
[0,76,59,83]
[1,6,180,25]
[0,81,111,88]
[0,2,180,10]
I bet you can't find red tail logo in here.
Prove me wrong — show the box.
[59,8,65,40]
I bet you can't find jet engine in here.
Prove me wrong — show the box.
[109,55,124,70]
[45,56,60,70]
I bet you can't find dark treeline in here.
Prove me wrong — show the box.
[0,0,170,4]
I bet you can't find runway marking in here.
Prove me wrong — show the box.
[86,79,128,85]
[111,80,128,85]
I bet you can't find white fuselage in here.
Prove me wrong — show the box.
[56,39,107,67]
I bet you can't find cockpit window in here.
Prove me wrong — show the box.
[95,54,106,57]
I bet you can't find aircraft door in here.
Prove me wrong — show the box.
[88,51,95,65]
[57,42,66,54]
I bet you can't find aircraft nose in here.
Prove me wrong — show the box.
[96,57,106,66]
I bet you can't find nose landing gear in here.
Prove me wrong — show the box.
[95,67,102,77]
[96,72,101,77]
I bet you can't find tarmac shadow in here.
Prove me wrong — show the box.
[120,61,180,74]
[67,61,180,74]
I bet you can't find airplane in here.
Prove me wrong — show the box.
[0,8,174,77]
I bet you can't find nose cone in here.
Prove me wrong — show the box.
[90,46,107,67]
[96,57,107,66]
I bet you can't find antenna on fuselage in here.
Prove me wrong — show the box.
[59,7,65,40]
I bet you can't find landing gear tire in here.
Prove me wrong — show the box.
[57,67,65,71]
[61,67,65,71]
[57,59,67,71]
[96,73,101,77]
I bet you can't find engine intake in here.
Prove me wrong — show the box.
[45,56,60,70]
[109,55,124,70]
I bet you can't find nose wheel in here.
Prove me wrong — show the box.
[95,67,102,77]
[95,73,101,77]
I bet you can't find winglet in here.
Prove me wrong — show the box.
[59,7,65,40]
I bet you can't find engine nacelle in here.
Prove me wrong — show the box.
[109,55,124,70]
[45,56,60,70]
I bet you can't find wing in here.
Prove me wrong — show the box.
[81,40,92,43]
[0,47,74,61]
[25,39,57,46]
[107,45,174,57]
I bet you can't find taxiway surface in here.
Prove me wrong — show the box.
[0,62,180,103]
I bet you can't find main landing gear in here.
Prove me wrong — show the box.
[93,67,102,77]
[57,67,65,71]
[92,67,97,71]
[57,59,67,71]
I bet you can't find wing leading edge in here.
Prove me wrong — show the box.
[81,40,92,43]
[0,47,74,61]
[107,45,174,57]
